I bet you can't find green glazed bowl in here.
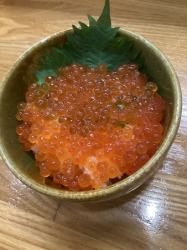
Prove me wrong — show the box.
[0,30,182,201]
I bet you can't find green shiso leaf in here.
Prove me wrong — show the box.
[97,0,111,28]
[35,0,143,84]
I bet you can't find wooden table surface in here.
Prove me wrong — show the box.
[0,0,187,249]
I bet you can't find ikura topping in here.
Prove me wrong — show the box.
[16,64,165,190]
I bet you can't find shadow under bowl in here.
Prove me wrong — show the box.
[0,30,182,201]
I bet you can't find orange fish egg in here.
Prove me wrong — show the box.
[16,64,165,191]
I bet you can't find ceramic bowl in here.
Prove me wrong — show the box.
[0,30,182,201]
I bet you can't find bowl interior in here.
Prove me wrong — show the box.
[0,30,181,200]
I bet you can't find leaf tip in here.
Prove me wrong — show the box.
[97,0,111,28]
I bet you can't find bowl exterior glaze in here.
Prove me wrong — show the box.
[0,30,182,201]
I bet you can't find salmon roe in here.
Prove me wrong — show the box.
[16,64,165,190]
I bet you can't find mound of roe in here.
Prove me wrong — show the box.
[16,64,165,190]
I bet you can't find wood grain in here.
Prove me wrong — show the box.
[0,0,187,249]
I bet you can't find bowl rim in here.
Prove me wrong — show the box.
[0,29,182,201]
